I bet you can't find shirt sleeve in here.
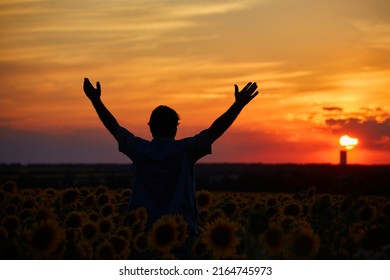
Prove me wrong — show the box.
[187,129,212,162]
[114,126,139,160]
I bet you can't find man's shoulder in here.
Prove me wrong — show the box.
[178,129,210,142]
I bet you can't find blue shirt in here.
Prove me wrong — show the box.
[115,126,212,234]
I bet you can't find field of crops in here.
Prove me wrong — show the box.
[1,181,389,259]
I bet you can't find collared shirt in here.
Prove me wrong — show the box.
[115,126,212,234]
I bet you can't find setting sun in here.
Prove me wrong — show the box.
[340,135,359,150]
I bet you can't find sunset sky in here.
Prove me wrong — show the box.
[1,0,390,164]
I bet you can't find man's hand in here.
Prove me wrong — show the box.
[234,82,259,107]
[83,78,101,102]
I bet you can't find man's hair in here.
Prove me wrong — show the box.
[148,105,180,138]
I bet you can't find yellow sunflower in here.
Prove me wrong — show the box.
[27,220,65,258]
[201,216,241,259]
[95,185,108,196]
[64,211,85,229]
[100,203,115,217]
[44,188,58,200]
[81,220,99,243]
[116,226,132,241]
[83,193,97,208]
[359,205,377,222]
[63,240,92,259]
[0,189,6,206]
[22,198,36,209]
[135,207,148,222]
[34,205,57,224]
[178,216,190,246]
[283,226,321,259]
[148,215,179,253]
[196,190,213,210]
[61,188,80,208]
[110,235,130,259]
[98,217,114,236]
[122,208,148,233]
[283,202,301,217]
[5,204,18,216]
[192,239,208,258]
[133,232,148,253]
[0,227,8,239]
[97,193,111,207]
[259,223,284,257]
[1,181,17,193]
[96,240,115,259]
[2,215,20,237]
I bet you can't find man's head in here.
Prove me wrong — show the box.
[148,105,180,138]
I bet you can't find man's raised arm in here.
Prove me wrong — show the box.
[83,78,120,137]
[208,82,259,143]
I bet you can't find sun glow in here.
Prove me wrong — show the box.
[340,135,359,150]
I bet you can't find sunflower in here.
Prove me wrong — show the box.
[83,194,97,208]
[122,209,138,226]
[133,233,148,253]
[95,185,108,196]
[2,215,20,237]
[283,227,321,259]
[27,220,65,258]
[265,206,278,219]
[259,223,284,257]
[267,197,277,207]
[19,208,34,223]
[192,239,208,258]
[382,202,390,216]
[63,240,91,259]
[44,188,58,199]
[1,181,17,193]
[135,207,148,221]
[0,189,6,206]
[81,220,99,243]
[359,205,376,222]
[221,201,237,216]
[9,194,22,208]
[100,203,115,217]
[109,235,130,259]
[96,240,115,259]
[88,211,99,222]
[116,226,132,241]
[148,215,179,253]
[34,205,57,224]
[196,190,213,210]
[61,188,81,208]
[5,204,17,215]
[306,186,316,199]
[122,208,147,233]
[64,211,85,229]
[247,211,268,235]
[22,197,36,209]
[280,217,295,233]
[202,216,241,259]
[174,215,189,246]
[283,202,301,217]
[0,227,8,239]
[97,193,111,207]
[98,217,114,236]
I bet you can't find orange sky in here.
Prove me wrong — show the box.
[1,0,390,164]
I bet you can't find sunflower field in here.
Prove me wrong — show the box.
[1,181,389,260]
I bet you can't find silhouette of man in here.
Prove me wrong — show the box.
[83,78,259,234]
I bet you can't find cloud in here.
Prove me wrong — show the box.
[323,107,343,112]
[325,117,390,150]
